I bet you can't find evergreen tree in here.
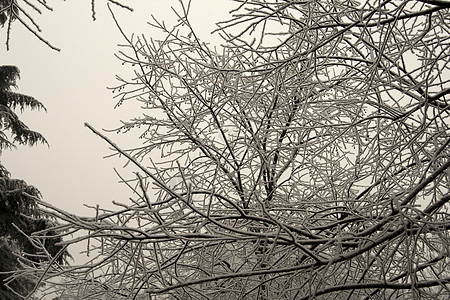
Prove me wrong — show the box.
[0,65,66,299]
[0,66,47,150]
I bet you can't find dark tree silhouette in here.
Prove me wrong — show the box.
[0,66,47,152]
[0,65,67,299]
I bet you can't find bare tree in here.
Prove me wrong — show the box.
[10,0,450,299]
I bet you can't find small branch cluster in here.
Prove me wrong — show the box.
[0,0,133,51]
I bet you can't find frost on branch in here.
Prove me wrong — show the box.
[11,0,450,299]
[0,0,133,51]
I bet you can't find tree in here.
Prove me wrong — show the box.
[12,0,450,299]
[0,66,47,154]
[0,65,67,299]
[0,2,133,298]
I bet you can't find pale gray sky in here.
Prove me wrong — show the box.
[1,0,234,215]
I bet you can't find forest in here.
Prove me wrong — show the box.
[1,0,450,299]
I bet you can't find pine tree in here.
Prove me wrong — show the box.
[0,65,66,299]
[0,65,47,152]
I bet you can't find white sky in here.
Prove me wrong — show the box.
[1,0,234,215]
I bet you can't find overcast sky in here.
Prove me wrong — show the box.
[1,0,234,215]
